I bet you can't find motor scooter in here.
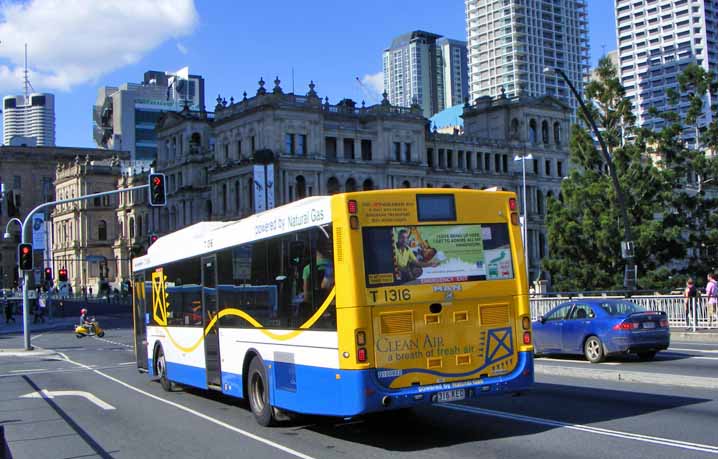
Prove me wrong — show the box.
[75,317,105,338]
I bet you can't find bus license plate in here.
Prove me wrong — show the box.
[436,389,466,403]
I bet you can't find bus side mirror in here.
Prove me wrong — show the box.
[539,316,546,324]
[289,241,305,266]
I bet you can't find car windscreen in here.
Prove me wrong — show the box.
[362,223,513,287]
[598,301,646,316]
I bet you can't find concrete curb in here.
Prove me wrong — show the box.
[671,331,718,343]
[535,364,718,390]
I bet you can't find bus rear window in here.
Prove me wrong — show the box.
[362,223,514,287]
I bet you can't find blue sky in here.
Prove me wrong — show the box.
[0,1,616,149]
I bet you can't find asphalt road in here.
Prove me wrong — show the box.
[1,318,718,459]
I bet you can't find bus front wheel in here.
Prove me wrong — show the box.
[156,347,175,392]
[248,357,275,426]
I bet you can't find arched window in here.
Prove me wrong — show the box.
[529,119,537,144]
[206,200,213,219]
[137,215,143,237]
[510,118,519,138]
[327,177,341,195]
[345,178,357,192]
[553,122,561,145]
[129,217,135,238]
[402,180,411,188]
[98,220,107,241]
[537,190,544,215]
[221,183,228,214]
[363,178,374,191]
[296,175,307,199]
[542,120,549,144]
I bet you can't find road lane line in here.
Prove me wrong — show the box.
[669,348,718,354]
[439,404,718,454]
[53,351,318,459]
[9,368,47,373]
[91,336,133,349]
[0,362,134,378]
[537,358,621,365]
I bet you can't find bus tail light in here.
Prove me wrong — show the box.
[509,197,517,211]
[521,316,530,330]
[348,200,358,214]
[510,213,519,225]
[522,331,532,345]
[356,330,368,362]
[350,216,359,229]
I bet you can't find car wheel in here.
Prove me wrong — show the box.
[97,331,105,338]
[637,351,656,361]
[584,336,605,363]
[247,357,275,426]
[156,347,174,392]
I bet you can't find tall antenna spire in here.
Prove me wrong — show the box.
[24,43,29,136]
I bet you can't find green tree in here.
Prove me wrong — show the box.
[542,57,718,292]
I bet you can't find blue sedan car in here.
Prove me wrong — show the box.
[533,299,670,363]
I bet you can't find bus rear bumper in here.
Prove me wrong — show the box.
[333,351,534,417]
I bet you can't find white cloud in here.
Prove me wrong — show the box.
[360,71,384,98]
[176,42,189,55]
[0,0,199,93]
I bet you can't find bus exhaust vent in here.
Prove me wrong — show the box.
[335,228,344,262]
[480,305,509,326]
[380,311,414,335]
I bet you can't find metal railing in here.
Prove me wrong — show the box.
[530,294,716,330]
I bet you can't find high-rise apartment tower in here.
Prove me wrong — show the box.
[383,31,469,118]
[465,0,590,116]
[616,0,718,145]
[3,93,55,146]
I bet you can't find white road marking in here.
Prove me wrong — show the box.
[92,336,133,350]
[537,358,621,366]
[21,389,116,410]
[439,404,718,454]
[9,368,46,373]
[54,351,318,459]
[0,362,134,378]
[669,347,718,354]
[0,350,56,357]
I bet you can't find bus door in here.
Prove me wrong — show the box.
[132,273,148,371]
[202,255,222,387]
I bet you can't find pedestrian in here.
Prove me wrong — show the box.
[37,295,46,323]
[82,285,87,301]
[3,293,15,324]
[707,273,718,327]
[88,285,93,298]
[684,278,699,327]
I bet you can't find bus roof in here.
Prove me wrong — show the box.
[133,195,332,271]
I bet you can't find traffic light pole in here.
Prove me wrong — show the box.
[20,184,149,350]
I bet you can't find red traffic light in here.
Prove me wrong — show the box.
[18,243,33,270]
[153,176,162,186]
[21,246,31,255]
[148,173,167,207]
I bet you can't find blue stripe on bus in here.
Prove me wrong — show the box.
[212,351,534,417]
[165,361,208,389]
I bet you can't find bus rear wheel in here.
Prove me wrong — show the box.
[248,357,275,426]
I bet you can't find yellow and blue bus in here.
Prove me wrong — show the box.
[132,188,533,425]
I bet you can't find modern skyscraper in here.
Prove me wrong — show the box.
[465,0,589,116]
[437,37,470,111]
[383,31,468,118]
[3,93,55,146]
[93,67,205,165]
[615,0,718,145]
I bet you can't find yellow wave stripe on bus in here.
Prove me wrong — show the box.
[162,288,337,354]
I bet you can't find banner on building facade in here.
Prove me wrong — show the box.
[31,214,45,250]
[253,163,275,213]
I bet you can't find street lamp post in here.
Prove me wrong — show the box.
[3,218,26,343]
[513,153,533,279]
[544,66,636,289]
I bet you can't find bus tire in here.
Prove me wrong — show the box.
[247,357,275,426]
[156,346,175,392]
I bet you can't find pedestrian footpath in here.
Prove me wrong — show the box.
[670,327,718,343]
[0,314,79,336]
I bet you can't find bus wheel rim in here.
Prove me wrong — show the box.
[251,372,265,412]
